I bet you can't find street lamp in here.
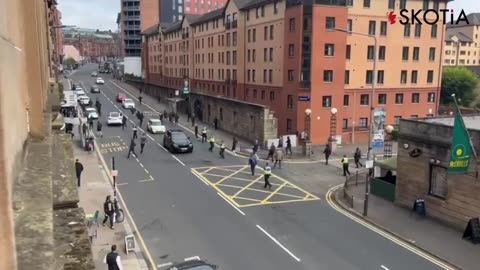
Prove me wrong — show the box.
[329,108,338,153]
[384,125,394,158]
[335,28,378,164]
[303,108,312,158]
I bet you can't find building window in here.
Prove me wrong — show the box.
[367,45,374,60]
[395,93,404,104]
[269,48,273,61]
[379,46,386,60]
[380,21,387,36]
[428,92,435,103]
[288,70,294,81]
[360,94,369,105]
[261,90,265,99]
[274,0,278,14]
[412,93,420,103]
[404,24,410,37]
[326,17,335,30]
[427,70,434,83]
[429,165,448,199]
[269,69,273,83]
[270,25,274,40]
[342,119,349,130]
[388,0,395,9]
[344,94,350,106]
[325,44,334,56]
[377,70,384,84]
[288,44,295,57]
[264,48,267,61]
[429,47,436,61]
[413,47,420,61]
[287,119,293,133]
[368,21,376,35]
[287,95,293,109]
[378,94,387,105]
[400,0,407,9]
[253,89,257,98]
[347,19,352,33]
[402,46,409,61]
[411,70,418,84]
[345,70,350,84]
[431,24,437,38]
[400,70,407,84]
[365,70,373,84]
[394,116,402,126]
[289,18,295,32]
[264,26,268,40]
[322,96,332,107]
[323,70,333,82]
[270,91,275,101]
[359,117,368,128]
[415,24,421,37]
[346,45,351,60]
[347,0,353,6]
[363,0,371,8]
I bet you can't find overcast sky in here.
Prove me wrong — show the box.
[57,0,478,31]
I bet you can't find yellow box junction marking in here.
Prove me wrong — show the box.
[192,165,319,208]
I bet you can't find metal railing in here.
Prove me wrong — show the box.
[343,171,368,208]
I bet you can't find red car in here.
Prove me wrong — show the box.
[116,93,127,102]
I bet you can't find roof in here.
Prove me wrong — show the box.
[239,0,273,10]
[419,115,480,131]
[448,12,480,27]
[375,156,397,171]
[445,32,473,42]
[184,14,202,23]
[163,21,182,33]
[190,8,225,26]
[142,23,160,35]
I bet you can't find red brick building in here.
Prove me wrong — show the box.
[64,30,120,60]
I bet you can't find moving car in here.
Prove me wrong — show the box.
[163,129,193,153]
[78,96,90,106]
[122,98,135,109]
[84,107,99,119]
[90,85,100,93]
[107,112,123,126]
[74,88,86,96]
[96,77,105,84]
[91,71,98,77]
[167,260,216,270]
[147,119,166,134]
[116,93,127,102]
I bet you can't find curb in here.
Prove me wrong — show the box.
[330,187,464,270]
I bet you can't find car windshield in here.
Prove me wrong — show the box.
[110,113,120,118]
[150,121,162,126]
[86,108,96,112]
[124,99,133,103]
[172,132,188,141]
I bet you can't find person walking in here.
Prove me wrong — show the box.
[96,121,103,138]
[88,115,94,130]
[102,196,115,229]
[138,95,143,104]
[191,115,195,127]
[194,124,199,139]
[263,163,272,189]
[323,144,332,165]
[130,106,136,115]
[174,114,179,124]
[201,127,208,143]
[341,154,351,176]
[138,111,144,127]
[140,133,147,154]
[208,135,215,152]
[104,244,123,270]
[248,153,258,176]
[75,159,84,187]
[267,143,276,162]
[354,148,363,168]
[285,136,292,156]
[273,147,284,169]
[132,125,138,139]
[219,140,226,158]
[232,137,238,155]
[127,139,137,159]
[168,113,173,123]
[159,112,163,122]
[252,140,259,155]
[122,115,127,130]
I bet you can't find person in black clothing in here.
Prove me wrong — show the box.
[130,107,136,115]
[194,124,199,139]
[132,125,138,139]
[102,196,115,229]
[232,137,238,154]
[285,136,292,155]
[159,113,163,122]
[104,245,123,270]
[191,115,195,127]
[127,139,137,158]
[121,115,127,130]
[214,117,218,130]
[174,113,179,124]
[267,143,276,162]
[97,121,103,137]
[75,159,84,187]
[138,112,144,127]
[354,147,363,168]
[323,144,332,165]
[252,140,259,154]
[138,95,143,104]
[140,133,147,154]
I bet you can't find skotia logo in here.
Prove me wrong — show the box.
[386,9,469,25]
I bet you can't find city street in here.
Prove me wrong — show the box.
[72,64,448,270]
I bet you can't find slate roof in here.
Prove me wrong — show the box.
[448,12,480,27]
[141,23,160,36]
[190,8,226,26]
[163,21,182,33]
[445,32,473,43]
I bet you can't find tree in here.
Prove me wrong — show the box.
[64,57,77,66]
[441,66,479,106]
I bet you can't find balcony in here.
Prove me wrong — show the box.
[225,21,231,30]
[123,5,140,11]
[124,44,141,49]
[124,35,141,40]
[123,15,140,21]
[300,80,310,89]
[232,20,238,29]
[124,25,140,30]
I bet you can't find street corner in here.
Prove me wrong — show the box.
[191,165,319,208]
[97,136,129,155]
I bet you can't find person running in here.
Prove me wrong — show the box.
[208,135,215,152]
[323,144,332,165]
[140,133,147,154]
[273,147,284,169]
[122,115,127,130]
[219,140,226,158]
[102,196,115,229]
[96,121,103,137]
[201,127,208,143]
[263,163,272,189]
[127,139,137,159]
[132,125,138,139]
[267,143,276,162]
[354,147,363,168]
[248,153,258,176]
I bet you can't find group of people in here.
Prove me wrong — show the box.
[127,126,147,159]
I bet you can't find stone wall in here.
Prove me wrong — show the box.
[396,119,480,230]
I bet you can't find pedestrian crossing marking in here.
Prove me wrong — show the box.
[191,165,320,208]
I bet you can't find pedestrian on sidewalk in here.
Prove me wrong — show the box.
[138,111,144,127]
[138,95,143,104]
[191,114,195,127]
[159,112,163,122]
[208,135,215,152]
[88,115,94,130]
[354,148,363,168]
[140,133,147,154]
[341,154,351,176]
[75,159,84,187]
[168,113,173,123]
[121,115,127,130]
[323,144,332,165]
[132,125,138,139]
[285,136,293,156]
[127,139,137,159]
[102,196,115,229]
[174,113,179,124]
[267,143,276,162]
[194,124,199,139]
[96,121,103,138]
[232,137,238,155]
[248,153,258,176]
[252,140,259,154]
[219,140,226,158]
[264,163,272,189]
[104,245,124,270]
[214,117,219,130]
[201,127,208,143]
[130,107,136,115]
[273,147,284,169]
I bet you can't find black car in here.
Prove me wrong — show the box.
[163,129,193,153]
[90,85,100,93]
[167,260,216,270]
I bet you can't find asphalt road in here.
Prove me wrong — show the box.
[70,64,445,270]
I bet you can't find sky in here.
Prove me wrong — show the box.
[57,0,478,31]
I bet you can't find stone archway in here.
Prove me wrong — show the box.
[194,99,203,121]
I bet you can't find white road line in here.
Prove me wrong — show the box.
[117,183,129,186]
[139,163,144,168]
[191,171,210,186]
[184,256,200,261]
[172,155,186,166]
[139,179,154,183]
[256,225,301,262]
[217,192,245,216]
[144,169,150,174]
[147,134,155,140]
[381,265,389,270]
[156,142,169,152]
[157,262,173,268]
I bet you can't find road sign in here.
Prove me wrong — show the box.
[298,96,310,101]
[125,234,136,254]
[111,170,118,177]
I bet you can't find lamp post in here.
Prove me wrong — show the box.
[329,108,338,153]
[303,108,312,158]
[384,125,394,158]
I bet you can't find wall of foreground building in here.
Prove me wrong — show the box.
[124,56,142,76]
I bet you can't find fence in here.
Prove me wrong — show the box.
[343,170,368,208]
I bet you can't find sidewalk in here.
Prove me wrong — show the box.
[335,181,480,270]
[74,135,149,270]
[113,80,395,163]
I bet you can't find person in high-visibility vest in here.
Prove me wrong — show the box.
[208,135,215,152]
[264,163,272,189]
[341,154,351,176]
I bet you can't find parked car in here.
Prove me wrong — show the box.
[75,89,86,96]
[122,98,135,109]
[91,71,98,77]
[163,129,193,153]
[107,112,123,126]
[84,107,99,119]
[96,77,105,84]
[147,119,166,134]
[90,85,100,93]
[167,260,216,270]
[116,93,127,102]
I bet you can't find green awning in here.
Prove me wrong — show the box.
[375,156,397,171]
